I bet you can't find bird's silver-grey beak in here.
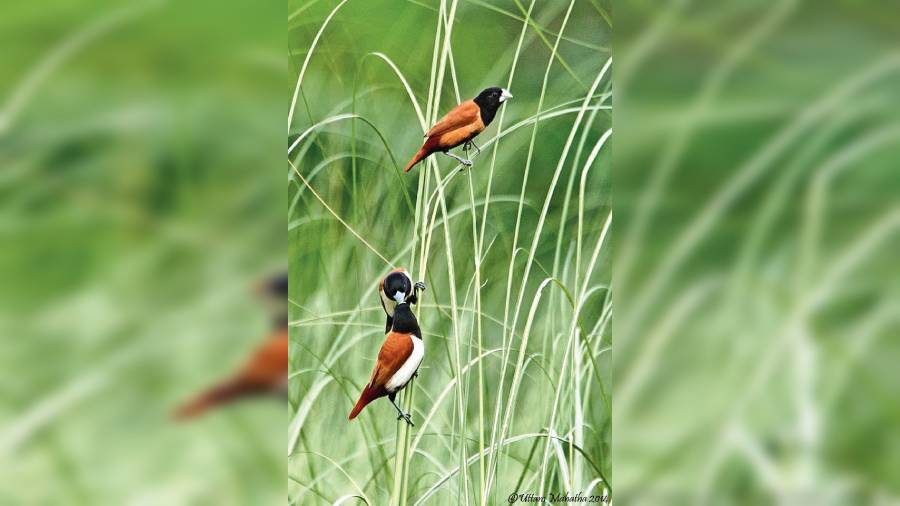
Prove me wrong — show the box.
[393,291,406,303]
[500,89,513,102]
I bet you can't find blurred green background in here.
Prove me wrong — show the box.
[0,1,285,504]
[615,1,900,504]
[289,0,610,505]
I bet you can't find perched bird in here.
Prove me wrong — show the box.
[404,87,512,172]
[173,272,289,420]
[348,302,423,426]
[379,268,426,333]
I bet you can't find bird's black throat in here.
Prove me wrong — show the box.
[391,303,421,337]
[474,100,500,127]
[473,87,507,128]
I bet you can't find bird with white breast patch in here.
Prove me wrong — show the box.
[348,301,423,426]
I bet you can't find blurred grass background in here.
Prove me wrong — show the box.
[0,1,285,504]
[289,0,611,505]
[614,1,900,504]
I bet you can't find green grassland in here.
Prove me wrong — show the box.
[288,1,612,505]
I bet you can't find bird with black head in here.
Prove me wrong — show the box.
[404,86,512,172]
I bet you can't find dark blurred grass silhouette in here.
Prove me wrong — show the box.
[0,1,285,504]
[614,1,900,504]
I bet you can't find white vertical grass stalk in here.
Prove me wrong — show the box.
[352,49,430,506]
[414,0,471,504]
[397,0,470,503]
[570,124,608,494]
[473,3,535,503]
[504,63,611,388]
[576,130,611,299]
[465,172,487,504]
[487,55,611,497]
[538,212,611,496]
[553,107,601,356]
[410,0,445,274]
[392,2,445,498]
[486,1,577,498]
[489,277,554,494]
[430,112,470,506]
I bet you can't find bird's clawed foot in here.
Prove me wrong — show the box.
[442,151,473,167]
[406,281,425,304]
[464,140,481,157]
[390,397,415,427]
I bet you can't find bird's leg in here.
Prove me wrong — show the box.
[442,150,472,167]
[470,140,481,156]
[389,395,414,426]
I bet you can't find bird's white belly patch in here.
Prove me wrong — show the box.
[386,336,423,392]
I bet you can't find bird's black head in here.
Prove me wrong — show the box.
[383,271,413,304]
[472,87,512,127]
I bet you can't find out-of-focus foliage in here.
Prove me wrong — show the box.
[614,1,900,504]
[0,1,285,504]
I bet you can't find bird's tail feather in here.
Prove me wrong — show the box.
[173,379,253,420]
[348,384,380,420]
[404,147,428,172]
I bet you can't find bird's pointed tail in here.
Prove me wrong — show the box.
[348,384,380,420]
[404,147,429,172]
[173,379,252,420]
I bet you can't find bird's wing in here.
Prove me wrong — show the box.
[425,100,480,138]
[368,331,414,388]
[236,327,289,385]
